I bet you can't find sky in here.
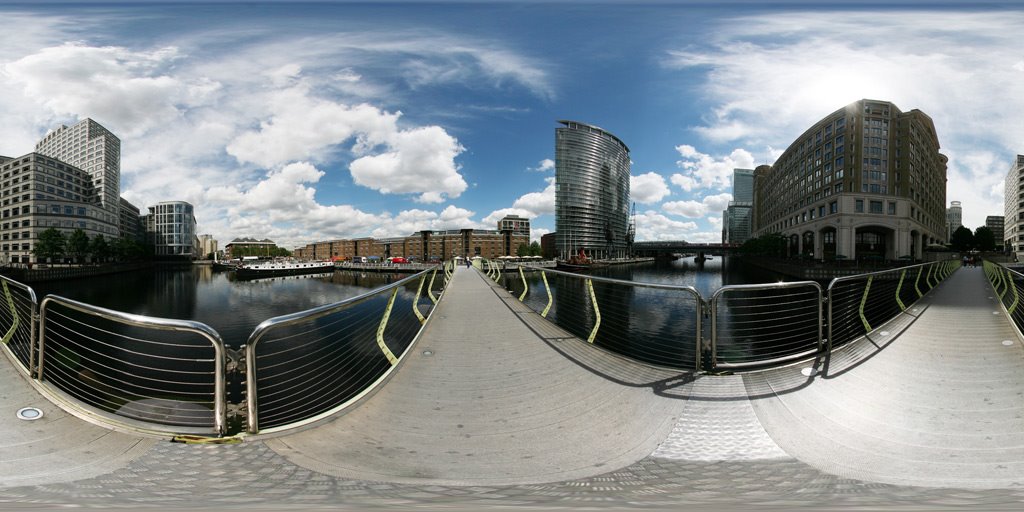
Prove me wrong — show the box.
[1,1,1022,249]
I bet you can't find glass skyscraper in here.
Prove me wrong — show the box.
[555,120,631,260]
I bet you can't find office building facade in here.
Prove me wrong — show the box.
[985,215,1004,248]
[753,99,947,261]
[145,201,197,258]
[35,119,122,236]
[946,200,963,240]
[723,168,754,245]
[1004,155,1024,257]
[555,120,631,260]
[0,153,119,264]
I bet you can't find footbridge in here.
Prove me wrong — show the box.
[4,260,1024,508]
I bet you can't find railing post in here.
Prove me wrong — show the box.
[914,266,924,298]
[540,270,553,318]
[1007,268,1019,316]
[895,269,907,311]
[427,268,438,304]
[413,276,426,325]
[518,266,528,301]
[376,288,399,365]
[586,278,600,343]
[858,275,873,333]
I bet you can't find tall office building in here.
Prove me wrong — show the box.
[986,215,1004,248]
[724,168,754,244]
[752,99,947,261]
[554,120,631,259]
[35,119,121,237]
[946,200,963,240]
[145,201,197,258]
[1003,155,1024,258]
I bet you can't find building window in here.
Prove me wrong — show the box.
[855,199,864,213]
[870,201,883,214]
[888,202,896,215]
[829,201,838,214]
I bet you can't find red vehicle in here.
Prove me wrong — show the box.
[390,257,408,264]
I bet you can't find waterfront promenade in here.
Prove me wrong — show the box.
[3,265,1024,509]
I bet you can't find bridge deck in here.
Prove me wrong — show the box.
[3,265,1024,508]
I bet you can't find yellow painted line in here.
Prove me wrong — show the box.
[376,288,399,365]
[1,281,19,345]
[586,278,601,344]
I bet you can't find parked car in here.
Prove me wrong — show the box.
[391,257,408,264]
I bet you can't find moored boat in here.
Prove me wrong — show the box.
[234,260,335,279]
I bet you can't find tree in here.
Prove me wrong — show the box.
[89,235,110,263]
[950,226,975,252]
[33,228,66,263]
[974,226,996,252]
[740,233,787,257]
[516,243,530,257]
[529,241,542,257]
[67,229,90,263]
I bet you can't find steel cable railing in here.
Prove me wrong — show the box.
[0,275,38,376]
[827,260,958,351]
[38,295,226,434]
[985,260,1024,339]
[504,265,703,370]
[244,267,439,434]
[711,282,822,370]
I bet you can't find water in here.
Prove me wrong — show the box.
[31,265,413,347]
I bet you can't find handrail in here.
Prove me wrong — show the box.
[244,266,439,434]
[0,274,38,376]
[38,294,227,435]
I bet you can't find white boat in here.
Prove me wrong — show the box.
[234,260,335,279]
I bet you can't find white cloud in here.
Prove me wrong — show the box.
[630,172,671,204]
[529,158,555,172]
[672,145,754,192]
[634,211,699,241]
[511,177,556,216]
[349,124,467,203]
[531,227,551,244]
[662,193,734,218]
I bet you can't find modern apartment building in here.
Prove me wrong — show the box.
[293,228,530,262]
[555,120,631,259]
[752,99,947,261]
[35,119,122,236]
[723,168,754,245]
[143,201,197,258]
[0,153,119,264]
[1004,155,1024,258]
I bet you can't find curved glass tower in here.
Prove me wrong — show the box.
[555,120,631,260]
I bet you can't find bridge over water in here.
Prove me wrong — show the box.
[3,262,1024,508]
[632,240,741,258]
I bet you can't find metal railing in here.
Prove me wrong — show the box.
[501,264,704,369]
[0,274,38,376]
[244,269,436,434]
[38,295,227,435]
[985,260,1024,339]
[0,265,447,437]
[501,259,960,372]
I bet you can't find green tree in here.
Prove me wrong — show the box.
[67,229,90,263]
[740,233,787,257]
[950,226,975,252]
[529,241,542,257]
[89,234,110,263]
[516,243,530,257]
[33,228,66,263]
[974,226,996,252]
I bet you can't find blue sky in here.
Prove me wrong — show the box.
[1,1,1022,249]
